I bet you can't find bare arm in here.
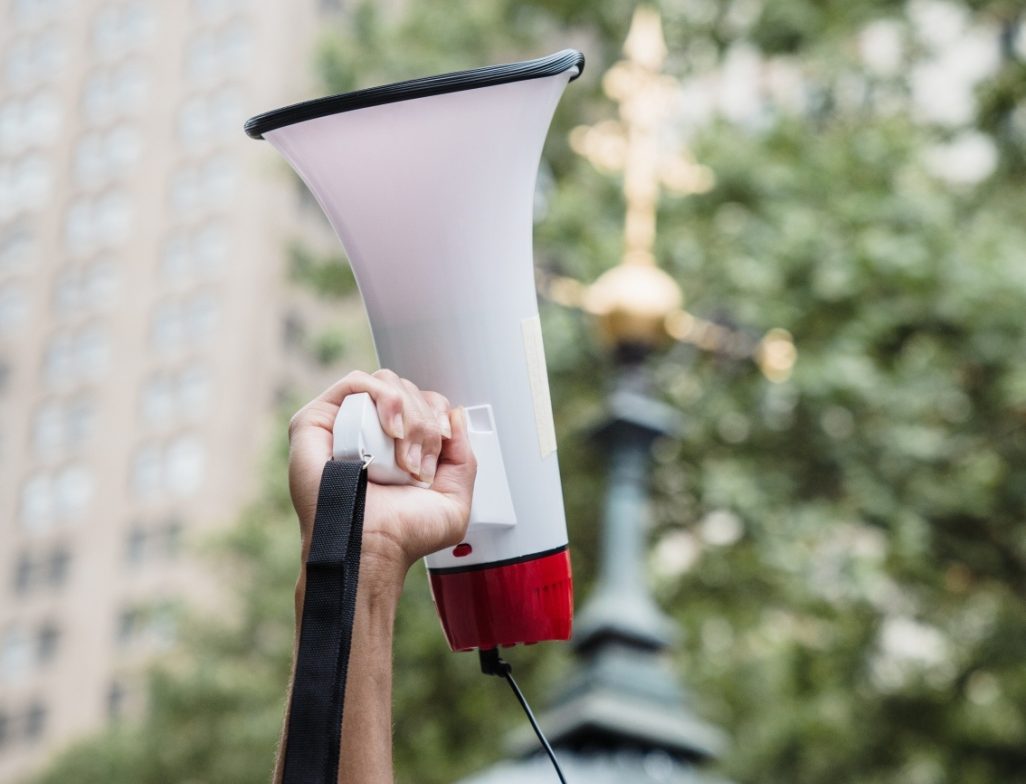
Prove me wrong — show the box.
[274,370,476,784]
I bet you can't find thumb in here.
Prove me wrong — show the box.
[431,407,477,506]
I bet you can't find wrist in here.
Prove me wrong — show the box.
[357,549,408,607]
[294,551,406,616]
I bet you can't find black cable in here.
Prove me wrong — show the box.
[479,648,568,784]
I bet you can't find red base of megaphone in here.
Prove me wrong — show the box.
[428,546,573,651]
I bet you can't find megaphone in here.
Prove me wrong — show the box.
[245,50,585,652]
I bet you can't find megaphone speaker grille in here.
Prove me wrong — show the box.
[429,546,572,651]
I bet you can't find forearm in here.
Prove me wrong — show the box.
[338,562,403,783]
[274,560,405,784]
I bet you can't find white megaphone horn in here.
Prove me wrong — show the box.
[245,50,585,652]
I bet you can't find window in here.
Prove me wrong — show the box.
[36,622,58,663]
[130,443,161,496]
[159,234,189,282]
[20,473,53,532]
[149,291,220,353]
[178,364,210,412]
[81,61,148,123]
[92,3,155,59]
[54,259,121,313]
[32,397,96,455]
[116,606,141,645]
[0,626,31,681]
[0,92,61,153]
[0,283,28,336]
[43,326,110,384]
[0,701,49,747]
[125,526,146,563]
[168,156,237,214]
[160,222,227,283]
[76,325,110,375]
[130,437,206,499]
[0,226,34,274]
[5,28,67,89]
[117,602,176,649]
[56,464,92,515]
[0,154,52,221]
[165,436,204,496]
[12,0,66,26]
[49,547,70,584]
[124,518,183,565]
[186,292,218,336]
[194,222,227,269]
[13,553,33,593]
[31,401,62,454]
[65,191,132,255]
[23,701,46,741]
[185,20,252,84]
[149,302,186,352]
[140,376,174,423]
[140,364,211,424]
[107,679,126,720]
[85,259,119,307]
[74,124,141,187]
[177,86,243,150]
[192,0,240,21]
[0,623,58,679]
[15,547,72,593]
[20,465,94,532]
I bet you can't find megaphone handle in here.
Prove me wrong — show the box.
[332,393,518,529]
[332,392,413,485]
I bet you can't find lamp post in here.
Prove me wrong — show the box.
[463,8,794,781]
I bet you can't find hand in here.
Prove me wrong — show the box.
[288,370,478,588]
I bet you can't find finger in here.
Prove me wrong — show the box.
[421,391,453,439]
[432,407,477,506]
[397,379,442,484]
[311,370,406,438]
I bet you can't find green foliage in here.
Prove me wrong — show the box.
[311,327,349,366]
[288,241,357,299]
[35,2,1026,784]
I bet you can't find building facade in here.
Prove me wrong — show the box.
[0,0,348,779]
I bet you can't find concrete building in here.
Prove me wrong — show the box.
[0,1,353,779]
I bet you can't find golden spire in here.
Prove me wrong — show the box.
[548,6,795,380]
[570,6,713,268]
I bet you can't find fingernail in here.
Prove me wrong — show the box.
[391,413,405,439]
[407,442,422,475]
[420,452,438,484]
[438,413,452,439]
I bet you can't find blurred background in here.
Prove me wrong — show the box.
[2,0,1026,782]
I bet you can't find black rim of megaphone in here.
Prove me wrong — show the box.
[244,49,585,139]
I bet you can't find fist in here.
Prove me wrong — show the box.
[287,370,478,584]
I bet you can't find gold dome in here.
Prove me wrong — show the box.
[583,263,683,348]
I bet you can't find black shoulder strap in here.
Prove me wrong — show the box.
[283,459,367,784]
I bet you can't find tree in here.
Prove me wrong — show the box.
[36,1,1026,783]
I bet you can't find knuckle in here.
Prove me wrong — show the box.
[372,368,398,381]
[343,369,369,382]
[407,411,436,440]
[424,391,451,411]
[342,369,371,387]
[381,390,404,410]
[400,377,423,396]
[287,409,306,440]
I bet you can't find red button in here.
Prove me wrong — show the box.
[452,543,473,558]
